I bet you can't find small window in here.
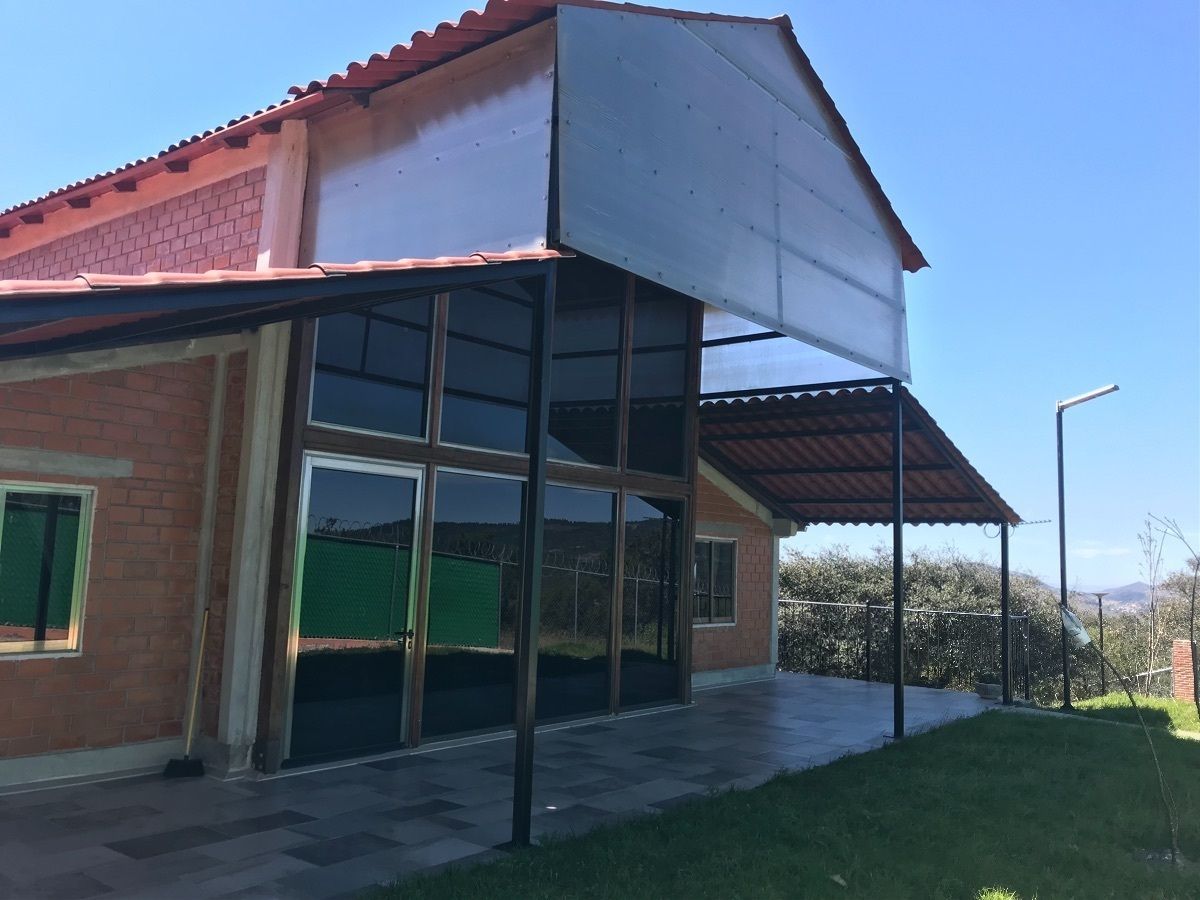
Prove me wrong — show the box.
[693,538,735,625]
[0,485,92,654]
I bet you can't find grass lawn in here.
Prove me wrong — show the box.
[1071,693,1200,734]
[381,711,1200,900]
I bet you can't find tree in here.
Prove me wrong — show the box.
[1152,515,1200,723]
[1138,519,1166,693]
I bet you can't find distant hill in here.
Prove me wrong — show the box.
[1071,582,1152,614]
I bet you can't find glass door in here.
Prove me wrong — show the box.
[286,454,423,763]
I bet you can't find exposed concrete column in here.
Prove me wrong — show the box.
[214,121,308,773]
[769,519,797,672]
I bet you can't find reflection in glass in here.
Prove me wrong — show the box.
[628,279,690,476]
[0,492,82,646]
[621,495,682,707]
[311,296,433,437]
[423,472,524,738]
[548,259,624,467]
[537,485,615,720]
[291,468,417,762]
[442,279,538,453]
[693,539,735,624]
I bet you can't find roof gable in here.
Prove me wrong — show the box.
[0,1,925,273]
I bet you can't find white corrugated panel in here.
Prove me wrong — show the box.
[557,7,911,381]
[300,20,555,264]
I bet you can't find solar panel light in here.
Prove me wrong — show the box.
[1056,383,1119,411]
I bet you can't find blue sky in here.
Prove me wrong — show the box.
[2,1,1196,589]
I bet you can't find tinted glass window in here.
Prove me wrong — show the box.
[620,495,682,707]
[628,280,690,476]
[537,485,615,720]
[548,259,624,467]
[422,471,524,738]
[442,279,538,453]
[694,539,735,624]
[311,296,433,437]
[290,468,417,762]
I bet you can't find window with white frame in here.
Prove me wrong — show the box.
[693,538,735,625]
[0,485,92,654]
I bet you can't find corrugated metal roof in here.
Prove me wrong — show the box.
[0,1,926,271]
[0,250,563,357]
[700,388,1019,526]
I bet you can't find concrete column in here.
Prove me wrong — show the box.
[212,120,308,774]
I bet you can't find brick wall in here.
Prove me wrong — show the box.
[0,168,265,281]
[0,170,261,761]
[1173,639,1195,702]
[691,475,774,673]
[0,362,218,757]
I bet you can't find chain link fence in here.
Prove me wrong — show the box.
[777,599,1032,697]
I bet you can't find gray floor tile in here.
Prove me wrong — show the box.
[7,674,985,898]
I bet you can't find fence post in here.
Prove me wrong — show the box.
[864,599,872,682]
[1023,614,1032,702]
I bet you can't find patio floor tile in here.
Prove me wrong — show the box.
[2,674,988,898]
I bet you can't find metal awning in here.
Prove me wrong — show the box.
[699,385,1019,527]
[0,250,563,360]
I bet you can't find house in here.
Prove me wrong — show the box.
[0,0,1017,843]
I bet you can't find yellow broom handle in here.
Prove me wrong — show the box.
[183,608,209,758]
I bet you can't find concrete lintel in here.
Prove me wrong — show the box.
[0,333,250,385]
[0,447,133,479]
[698,458,777,527]
[772,518,799,538]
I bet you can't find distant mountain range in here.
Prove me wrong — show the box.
[1070,582,1153,613]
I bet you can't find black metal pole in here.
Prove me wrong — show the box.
[892,383,905,739]
[864,598,872,683]
[1000,523,1012,705]
[510,263,556,848]
[1056,407,1072,709]
[33,495,62,643]
[1023,615,1032,702]
[1096,593,1108,694]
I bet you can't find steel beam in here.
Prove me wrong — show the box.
[892,382,905,739]
[1000,523,1012,705]
[510,262,557,847]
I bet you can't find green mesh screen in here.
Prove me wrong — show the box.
[0,501,80,629]
[428,553,501,648]
[298,538,500,647]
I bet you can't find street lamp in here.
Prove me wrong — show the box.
[1057,383,1119,709]
[1093,592,1109,694]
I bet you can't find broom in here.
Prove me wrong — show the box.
[164,607,209,778]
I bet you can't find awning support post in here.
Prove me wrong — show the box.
[891,382,905,739]
[510,262,557,848]
[1000,523,1012,705]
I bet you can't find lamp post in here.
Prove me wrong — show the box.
[1056,383,1119,709]
[1093,591,1109,694]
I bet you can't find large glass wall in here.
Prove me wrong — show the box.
[310,296,433,437]
[548,259,624,467]
[628,279,690,476]
[442,279,538,453]
[537,485,615,720]
[620,495,683,707]
[422,471,524,738]
[291,465,417,762]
